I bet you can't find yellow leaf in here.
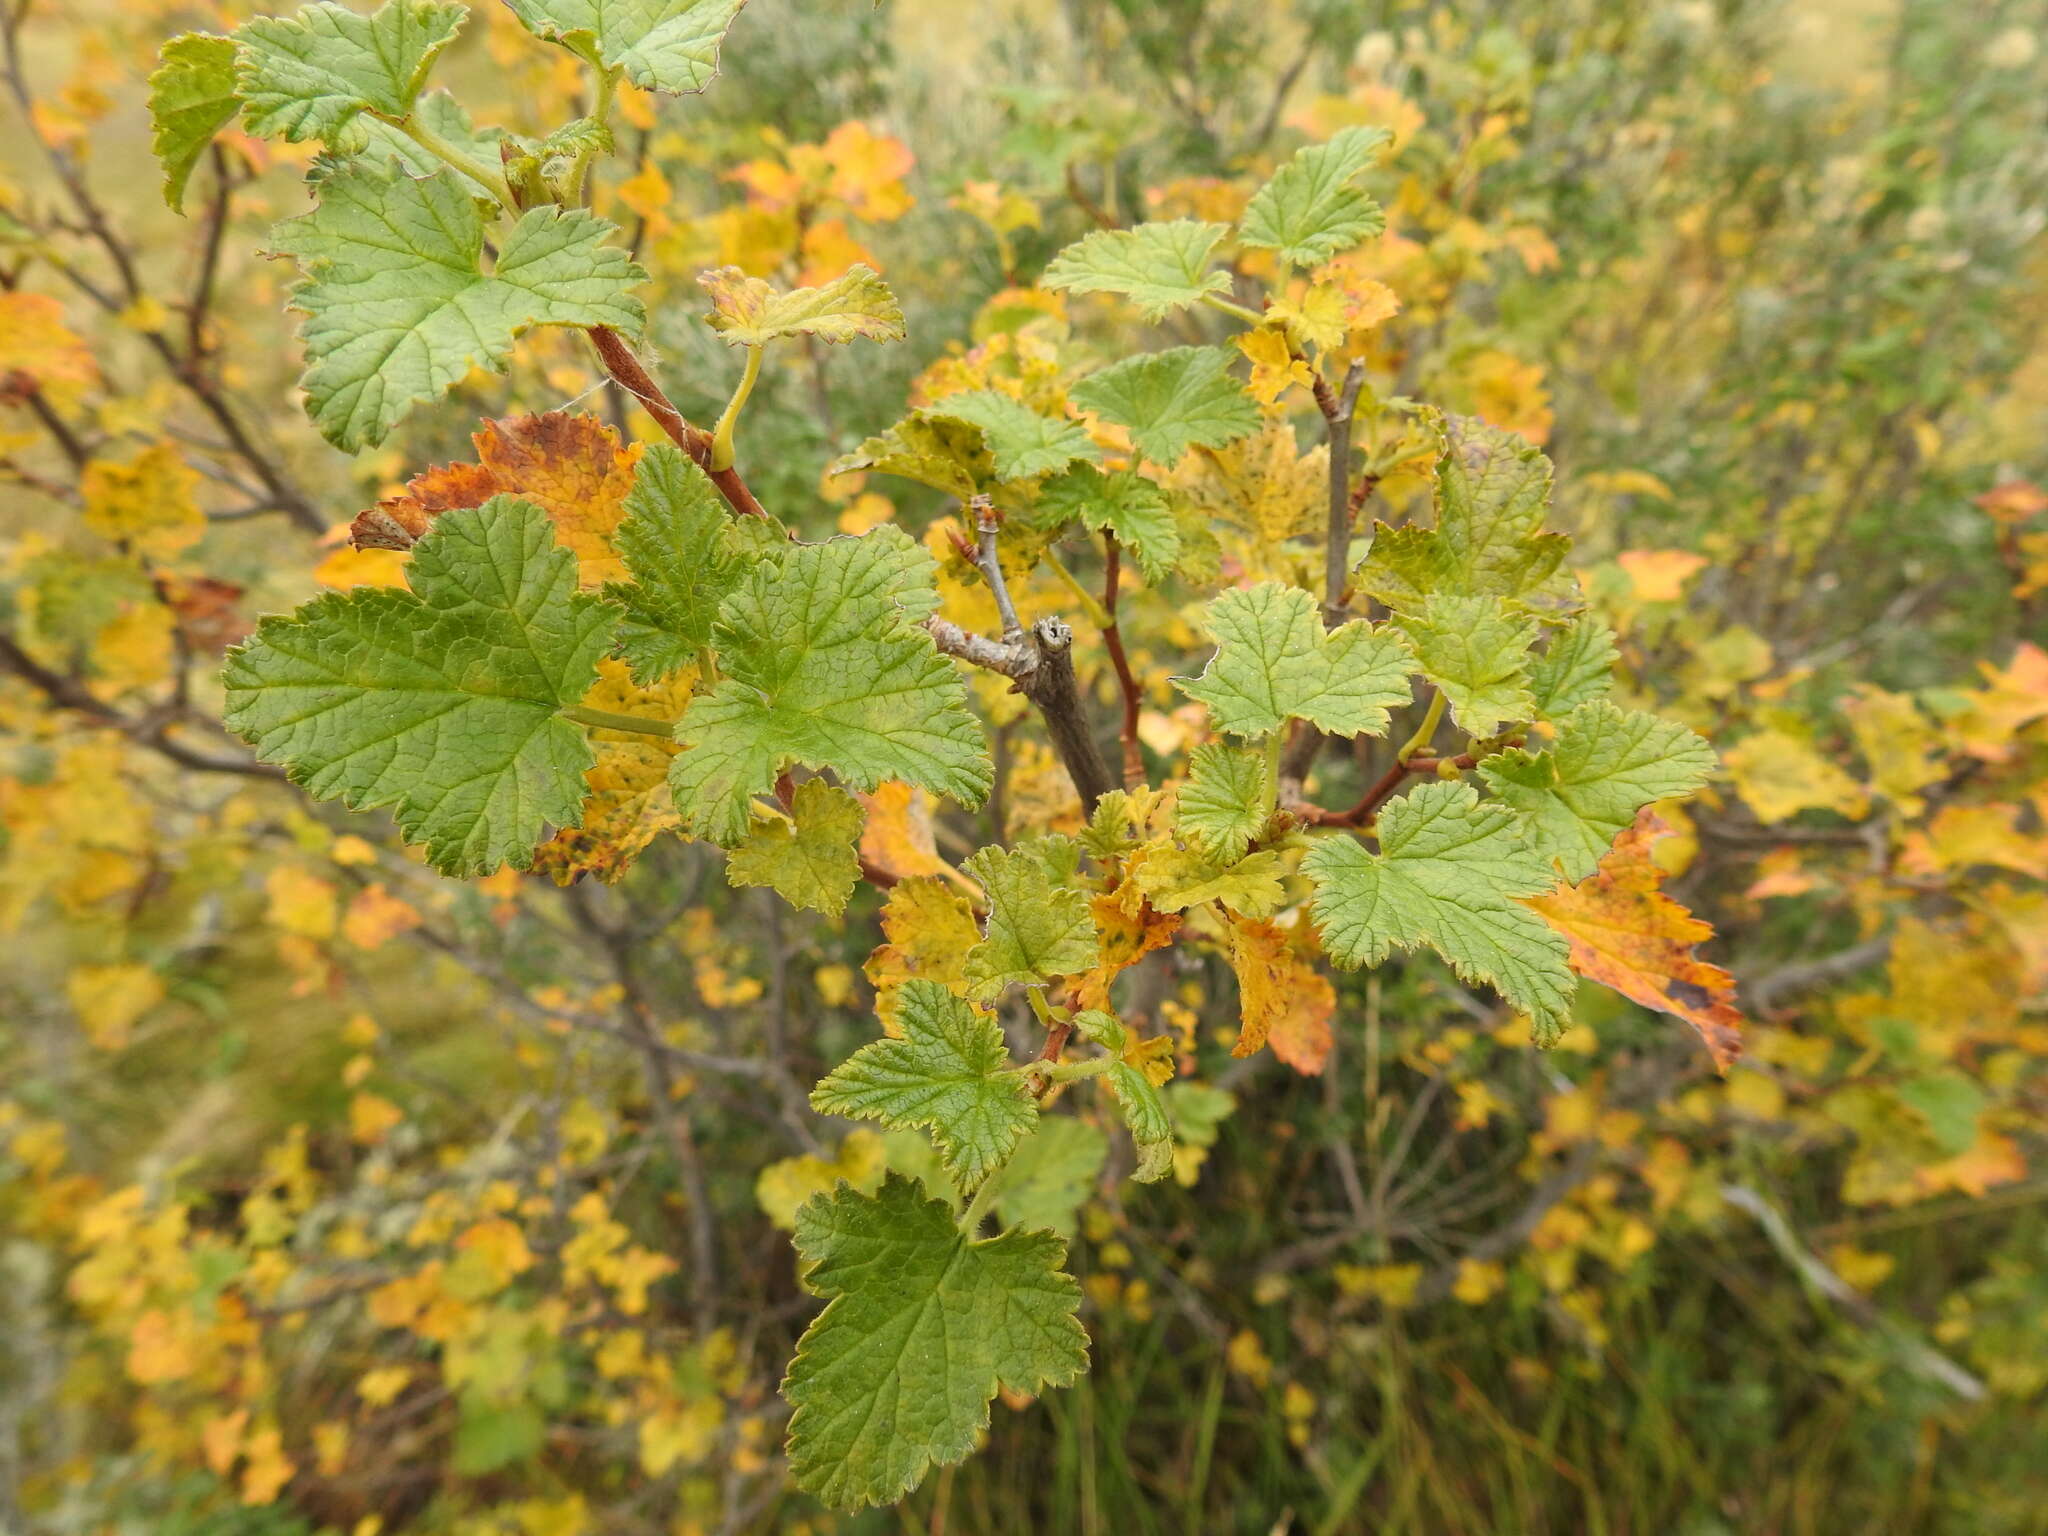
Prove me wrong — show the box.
[857,780,946,882]
[530,659,692,885]
[341,884,421,949]
[81,441,204,560]
[863,876,980,1033]
[0,291,96,395]
[822,120,915,221]
[1220,912,1333,1072]
[348,1092,402,1146]
[265,865,337,940]
[1235,326,1314,407]
[239,1427,294,1504]
[1841,685,1944,815]
[1616,548,1707,603]
[313,543,410,589]
[754,1129,886,1229]
[67,962,163,1050]
[126,1306,195,1383]
[1266,281,1353,350]
[1723,730,1869,824]
[356,1365,411,1407]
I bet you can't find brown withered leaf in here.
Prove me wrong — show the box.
[350,413,642,586]
[162,575,248,652]
[1523,810,1745,1072]
[530,660,691,886]
[1222,911,1335,1073]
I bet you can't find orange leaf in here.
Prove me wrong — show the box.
[349,413,642,586]
[858,781,946,882]
[1077,883,1182,1012]
[1222,912,1336,1073]
[1524,811,1746,1072]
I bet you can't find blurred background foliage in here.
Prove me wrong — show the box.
[2,0,2046,1531]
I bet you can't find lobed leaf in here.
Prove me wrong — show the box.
[1238,126,1391,269]
[1103,1063,1173,1183]
[727,777,865,916]
[832,411,996,500]
[1174,743,1270,865]
[1177,581,1414,739]
[604,444,759,682]
[1527,615,1618,720]
[1069,345,1259,468]
[272,166,645,450]
[235,0,465,144]
[962,838,1098,999]
[699,263,905,347]
[1480,701,1715,882]
[222,498,615,876]
[503,0,747,94]
[1397,593,1539,739]
[1355,412,1574,615]
[669,529,986,846]
[784,1175,1087,1509]
[810,980,1037,1189]
[1040,219,1233,321]
[1524,812,1745,1071]
[149,34,241,213]
[1303,781,1574,1040]
[933,391,1099,481]
[1035,465,1180,579]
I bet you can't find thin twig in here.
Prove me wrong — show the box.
[586,325,769,519]
[1099,533,1146,786]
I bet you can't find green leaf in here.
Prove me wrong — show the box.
[832,410,996,500]
[1175,742,1269,864]
[149,34,240,213]
[1238,126,1391,268]
[1103,1063,1173,1183]
[1303,781,1573,1039]
[336,89,502,191]
[1131,846,1287,918]
[962,838,1098,999]
[1355,412,1575,615]
[1176,581,1414,739]
[604,444,757,683]
[271,166,646,450]
[727,778,865,915]
[1527,616,1618,720]
[452,1398,544,1474]
[983,1117,1107,1237]
[222,497,615,877]
[933,391,1099,481]
[1069,345,1259,468]
[1897,1071,1987,1158]
[1479,701,1715,881]
[1040,219,1232,321]
[785,1174,1088,1509]
[699,262,905,347]
[1398,593,1538,738]
[1035,465,1180,579]
[503,0,746,93]
[234,0,465,144]
[669,531,987,845]
[810,980,1037,1190]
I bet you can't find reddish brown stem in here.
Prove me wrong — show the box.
[587,325,767,519]
[1100,534,1146,787]
[1293,750,1486,829]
